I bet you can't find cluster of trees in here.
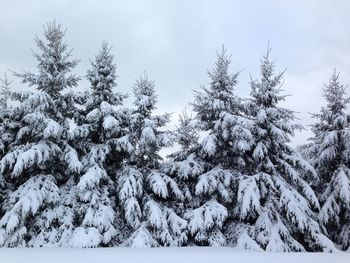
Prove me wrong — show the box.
[0,22,349,251]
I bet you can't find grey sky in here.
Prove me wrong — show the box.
[1,0,350,146]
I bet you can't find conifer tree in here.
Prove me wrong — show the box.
[0,72,13,160]
[0,73,14,213]
[0,72,13,159]
[303,71,350,250]
[0,73,13,110]
[167,110,200,163]
[166,47,253,246]
[118,74,186,247]
[0,22,81,247]
[163,111,201,243]
[68,42,130,247]
[229,48,336,252]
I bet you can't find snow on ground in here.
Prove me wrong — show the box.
[1,247,349,263]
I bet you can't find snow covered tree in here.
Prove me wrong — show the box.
[0,72,13,160]
[193,47,253,168]
[303,70,350,250]
[166,47,253,246]
[0,72,14,160]
[0,22,81,247]
[15,23,79,100]
[68,42,130,247]
[0,72,13,110]
[168,110,200,163]
[0,74,13,215]
[118,74,186,247]
[228,48,336,252]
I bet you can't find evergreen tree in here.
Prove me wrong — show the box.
[303,71,350,250]
[0,72,13,160]
[0,73,14,215]
[0,22,81,247]
[68,42,129,247]
[0,72,13,110]
[167,110,200,162]
[118,74,186,247]
[163,111,202,243]
[229,48,336,252]
[0,72,13,159]
[166,47,253,246]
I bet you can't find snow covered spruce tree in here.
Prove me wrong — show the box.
[0,73,14,209]
[229,48,336,252]
[118,74,186,247]
[163,111,204,244]
[166,47,253,246]
[0,72,13,157]
[0,72,13,111]
[0,22,81,247]
[68,42,130,247]
[167,110,200,166]
[302,71,350,250]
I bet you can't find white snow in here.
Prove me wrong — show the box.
[0,247,348,263]
[201,134,217,156]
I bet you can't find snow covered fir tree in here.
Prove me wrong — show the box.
[0,73,13,111]
[117,74,186,247]
[0,73,13,205]
[225,49,336,252]
[0,21,80,246]
[302,71,350,251]
[165,47,253,246]
[0,22,349,251]
[0,72,13,157]
[68,42,128,247]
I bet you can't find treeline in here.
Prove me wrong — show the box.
[0,22,349,251]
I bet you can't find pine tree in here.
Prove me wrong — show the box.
[68,42,130,247]
[118,74,186,247]
[0,72,13,111]
[303,71,350,250]
[167,110,200,162]
[163,111,203,243]
[0,22,81,247]
[193,47,253,168]
[0,73,14,216]
[0,72,13,160]
[229,48,336,252]
[166,47,253,246]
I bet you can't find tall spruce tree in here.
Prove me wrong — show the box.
[229,48,336,251]
[0,73,13,110]
[0,72,13,158]
[0,22,81,247]
[0,73,14,212]
[166,47,253,246]
[68,42,130,247]
[163,111,202,244]
[303,71,350,250]
[118,74,186,247]
[167,110,200,163]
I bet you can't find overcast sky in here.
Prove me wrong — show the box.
[1,0,350,146]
